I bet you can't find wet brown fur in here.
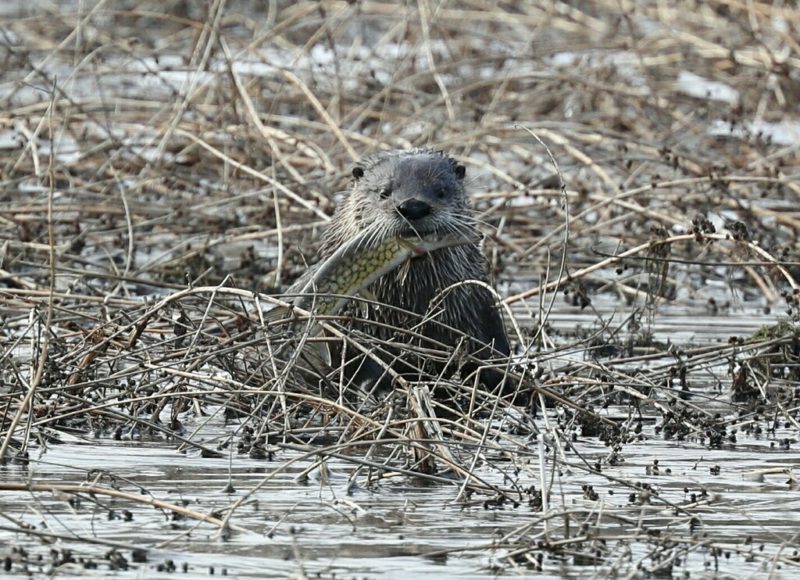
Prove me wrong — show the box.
[310,149,511,391]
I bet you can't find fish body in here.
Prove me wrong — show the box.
[273,229,479,325]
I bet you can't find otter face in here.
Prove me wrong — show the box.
[351,150,468,237]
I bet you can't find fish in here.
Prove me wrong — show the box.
[269,228,481,329]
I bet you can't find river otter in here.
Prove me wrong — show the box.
[299,148,512,394]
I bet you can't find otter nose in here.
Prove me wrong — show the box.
[397,199,431,221]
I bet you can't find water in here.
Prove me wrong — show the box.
[2,298,798,578]
[2,2,799,577]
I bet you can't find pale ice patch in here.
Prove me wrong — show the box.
[714,210,738,228]
[124,54,185,73]
[17,179,47,193]
[158,70,215,91]
[607,52,649,86]
[374,40,450,62]
[772,16,788,33]
[635,17,662,37]
[708,118,800,146]
[309,44,336,66]
[506,195,539,208]
[78,119,132,142]
[550,51,578,67]
[370,67,394,85]
[677,71,739,105]
[231,59,275,77]
[374,42,411,60]
[748,119,800,145]
[549,50,648,87]
[126,54,274,79]
[39,134,81,165]
[0,129,21,149]
[371,40,455,72]
[125,144,176,163]
[2,130,81,166]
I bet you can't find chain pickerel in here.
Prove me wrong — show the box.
[270,229,480,326]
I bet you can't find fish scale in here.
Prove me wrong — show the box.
[272,229,479,327]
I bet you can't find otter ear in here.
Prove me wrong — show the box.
[454,164,466,180]
[352,166,365,180]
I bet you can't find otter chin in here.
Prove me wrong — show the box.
[306,148,513,394]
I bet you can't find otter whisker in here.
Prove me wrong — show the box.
[441,214,475,239]
[393,208,424,239]
[288,148,513,395]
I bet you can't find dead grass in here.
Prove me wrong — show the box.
[1,0,799,576]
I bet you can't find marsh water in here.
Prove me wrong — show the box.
[3,1,800,578]
[3,296,799,579]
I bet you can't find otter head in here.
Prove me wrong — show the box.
[347,149,470,238]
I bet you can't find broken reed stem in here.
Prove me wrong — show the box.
[1,2,799,574]
[505,232,799,305]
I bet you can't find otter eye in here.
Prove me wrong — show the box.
[352,166,364,180]
[379,186,392,199]
[454,164,466,179]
